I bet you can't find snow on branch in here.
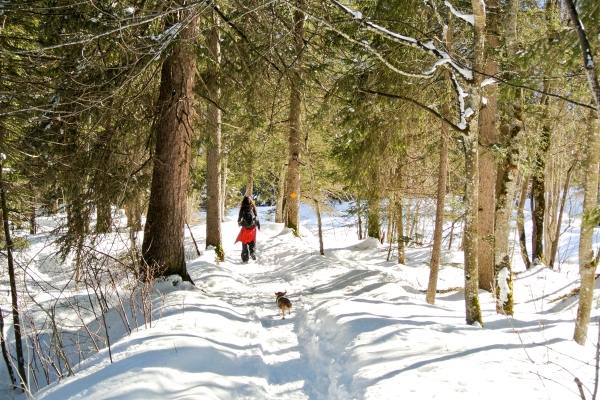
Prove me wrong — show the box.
[299,7,433,79]
[357,87,466,132]
[444,1,475,26]
[330,0,473,81]
[450,73,469,131]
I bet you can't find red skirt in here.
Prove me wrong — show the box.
[235,227,257,245]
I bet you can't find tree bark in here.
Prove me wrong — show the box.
[357,199,363,240]
[517,175,531,269]
[308,154,324,255]
[564,0,600,346]
[276,162,286,223]
[396,198,405,264]
[548,162,574,269]
[0,308,16,389]
[367,196,381,240]
[142,6,199,280]
[492,0,522,315]
[477,0,500,292]
[205,18,223,260]
[427,77,450,305]
[245,163,253,197]
[221,155,228,222]
[0,156,27,391]
[463,0,485,326]
[95,201,111,233]
[284,0,305,235]
[531,100,551,265]
[29,205,36,235]
[574,113,600,345]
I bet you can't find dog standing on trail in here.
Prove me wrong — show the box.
[275,292,292,319]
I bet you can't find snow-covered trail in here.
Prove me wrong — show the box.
[32,215,597,400]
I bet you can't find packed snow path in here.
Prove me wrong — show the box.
[32,216,599,400]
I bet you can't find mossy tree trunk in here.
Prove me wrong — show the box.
[492,0,522,315]
[463,0,485,327]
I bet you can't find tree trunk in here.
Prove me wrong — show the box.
[142,7,199,280]
[284,1,305,235]
[357,199,363,240]
[221,154,228,222]
[309,168,324,256]
[125,197,142,250]
[517,175,531,269]
[531,103,551,265]
[367,196,381,240]
[463,0,485,327]
[574,113,600,345]
[245,163,253,198]
[564,0,600,346]
[0,157,27,391]
[95,201,111,233]
[125,197,143,232]
[0,308,16,389]
[492,0,522,315]
[205,18,223,261]
[543,156,560,266]
[29,205,36,235]
[427,77,450,305]
[548,162,574,269]
[276,162,286,223]
[477,0,500,292]
[396,198,405,264]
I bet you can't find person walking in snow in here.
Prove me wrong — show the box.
[235,196,261,263]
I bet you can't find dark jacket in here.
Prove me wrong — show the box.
[238,205,261,230]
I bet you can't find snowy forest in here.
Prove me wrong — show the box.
[1,0,600,398]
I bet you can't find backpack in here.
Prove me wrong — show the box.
[240,207,256,228]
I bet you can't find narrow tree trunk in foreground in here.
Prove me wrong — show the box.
[574,113,600,345]
[463,0,485,326]
[564,0,600,345]
[0,308,16,389]
[427,91,450,305]
[0,159,27,391]
[492,0,522,315]
[142,7,199,280]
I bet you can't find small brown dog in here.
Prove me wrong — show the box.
[275,291,292,319]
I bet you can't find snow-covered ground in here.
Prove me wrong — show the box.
[1,201,599,399]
